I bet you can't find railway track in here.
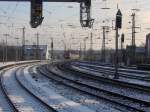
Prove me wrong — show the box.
[0,68,18,112]
[38,63,150,112]
[72,62,150,81]
[0,64,54,112]
[73,64,150,82]
[75,61,150,74]
[65,63,150,93]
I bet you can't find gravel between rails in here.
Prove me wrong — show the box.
[74,64,150,81]
[73,62,150,76]
[27,65,128,112]
[71,65,150,88]
[70,66,150,101]
[44,64,150,112]
[65,65,150,102]
[1,66,52,112]
[39,65,144,112]
[17,66,95,112]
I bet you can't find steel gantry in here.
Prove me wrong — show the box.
[0,0,93,28]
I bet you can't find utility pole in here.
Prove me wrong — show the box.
[2,40,5,63]
[131,13,135,48]
[83,37,88,59]
[61,40,66,60]
[15,38,19,62]
[90,32,93,60]
[3,34,9,63]
[101,26,108,62]
[129,13,140,64]
[61,39,66,59]
[79,43,82,59]
[21,27,25,60]
[131,13,136,64]
[51,37,54,63]
[121,33,124,65]
[36,33,40,60]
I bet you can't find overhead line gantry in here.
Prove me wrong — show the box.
[0,0,93,28]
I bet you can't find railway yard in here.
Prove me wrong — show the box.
[1,0,150,112]
[0,61,149,112]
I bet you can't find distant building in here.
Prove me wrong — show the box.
[146,33,150,57]
[24,45,48,60]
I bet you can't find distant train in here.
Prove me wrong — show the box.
[64,50,80,59]
[64,51,70,59]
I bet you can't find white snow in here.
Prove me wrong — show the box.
[0,60,39,68]
[72,65,150,87]
[17,66,95,112]
[1,66,50,112]
[74,62,150,76]
[0,71,13,112]
[70,66,150,102]
[0,62,16,67]
[17,65,124,112]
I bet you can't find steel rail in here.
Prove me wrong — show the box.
[37,64,149,112]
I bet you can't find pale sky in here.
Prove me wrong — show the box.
[0,0,150,50]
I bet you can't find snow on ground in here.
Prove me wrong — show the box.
[74,62,150,76]
[76,65,150,87]
[0,61,32,112]
[17,66,95,112]
[0,60,40,68]
[20,65,127,112]
[0,71,13,112]
[77,65,149,78]
[54,65,150,104]
[49,65,150,111]
[2,67,50,112]
[72,65,150,87]
[0,62,16,67]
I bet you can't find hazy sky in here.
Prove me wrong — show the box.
[0,0,150,50]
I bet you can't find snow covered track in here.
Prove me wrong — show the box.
[72,62,150,81]
[1,61,150,112]
[0,66,53,112]
[29,66,122,112]
[16,66,96,112]
[0,70,16,112]
[38,64,150,112]
[0,62,53,112]
[0,61,40,112]
[67,63,150,93]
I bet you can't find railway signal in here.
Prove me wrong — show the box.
[116,9,122,29]
[114,9,122,79]
[80,0,94,28]
[30,0,44,28]
[0,0,93,28]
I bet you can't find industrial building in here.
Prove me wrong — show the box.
[24,45,49,60]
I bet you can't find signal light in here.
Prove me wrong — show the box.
[116,9,122,29]
[30,0,44,28]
